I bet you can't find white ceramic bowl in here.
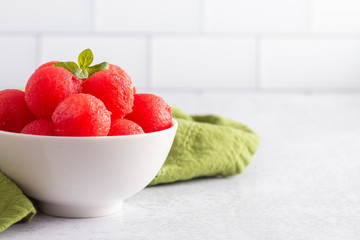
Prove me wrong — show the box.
[0,119,177,218]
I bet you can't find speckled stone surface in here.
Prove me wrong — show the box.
[2,93,360,239]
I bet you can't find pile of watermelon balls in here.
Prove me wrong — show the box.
[0,49,172,136]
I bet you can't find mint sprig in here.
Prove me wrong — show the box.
[53,61,78,73]
[53,49,109,79]
[73,68,89,79]
[78,49,94,70]
[88,62,109,76]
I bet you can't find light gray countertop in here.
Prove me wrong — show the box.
[2,92,360,239]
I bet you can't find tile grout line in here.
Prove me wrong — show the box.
[3,31,360,39]
[146,35,153,90]
[146,87,360,95]
[89,0,96,33]
[254,36,262,89]
[198,0,205,34]
[35,33,42,67]
[196,0,205,98]
[307,0,314,34]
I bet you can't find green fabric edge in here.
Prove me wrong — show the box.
[0,172,36,232]
[148,108,260,186]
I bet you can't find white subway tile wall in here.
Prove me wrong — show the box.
[203,0,311,34]
[94,0,201,32]
[0,0,91,32]
[152,37,256,89]
[0,0,359,91]
[312,0,360,34]
[261,38,360,88]
[0,37,37,89]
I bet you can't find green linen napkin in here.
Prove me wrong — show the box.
[149,108,260,186]
[0,108,260,232]
[0,172,36,232]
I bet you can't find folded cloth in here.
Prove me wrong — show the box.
[0,108,260,231]
[0,172,36,232]
[148,108,260,186]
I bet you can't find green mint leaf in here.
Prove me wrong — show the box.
[73,68,89,79]
[53,49,105,79]
[53,61,79,73]
[78,49,94,70]
[88,62,109,77]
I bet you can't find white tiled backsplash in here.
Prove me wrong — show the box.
[0,0,360,91]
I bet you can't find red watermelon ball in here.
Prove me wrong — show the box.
[108,64,136,95]
[108,64,131,81]
[25,66,82,119]
[82,69,134,118]
[37,61,59,70]
[21,119,54,136]
[108,118,144,136]
[52,93,111,137]
[125,93,172,133]
[0,89,36,133]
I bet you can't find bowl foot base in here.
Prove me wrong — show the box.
[38,201,123,218]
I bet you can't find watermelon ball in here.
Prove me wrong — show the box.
[125,94,172,133]
[21,119,54,136]
[108,64,131,81]
[108,118,144,136]
[37,61,59,70]
[52,93,111,137]
[0,89,36,133]
[82,70,134,118]
[25,66,82,119]
[108,64,136,94]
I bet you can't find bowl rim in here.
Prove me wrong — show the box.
[0,118,178,140]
